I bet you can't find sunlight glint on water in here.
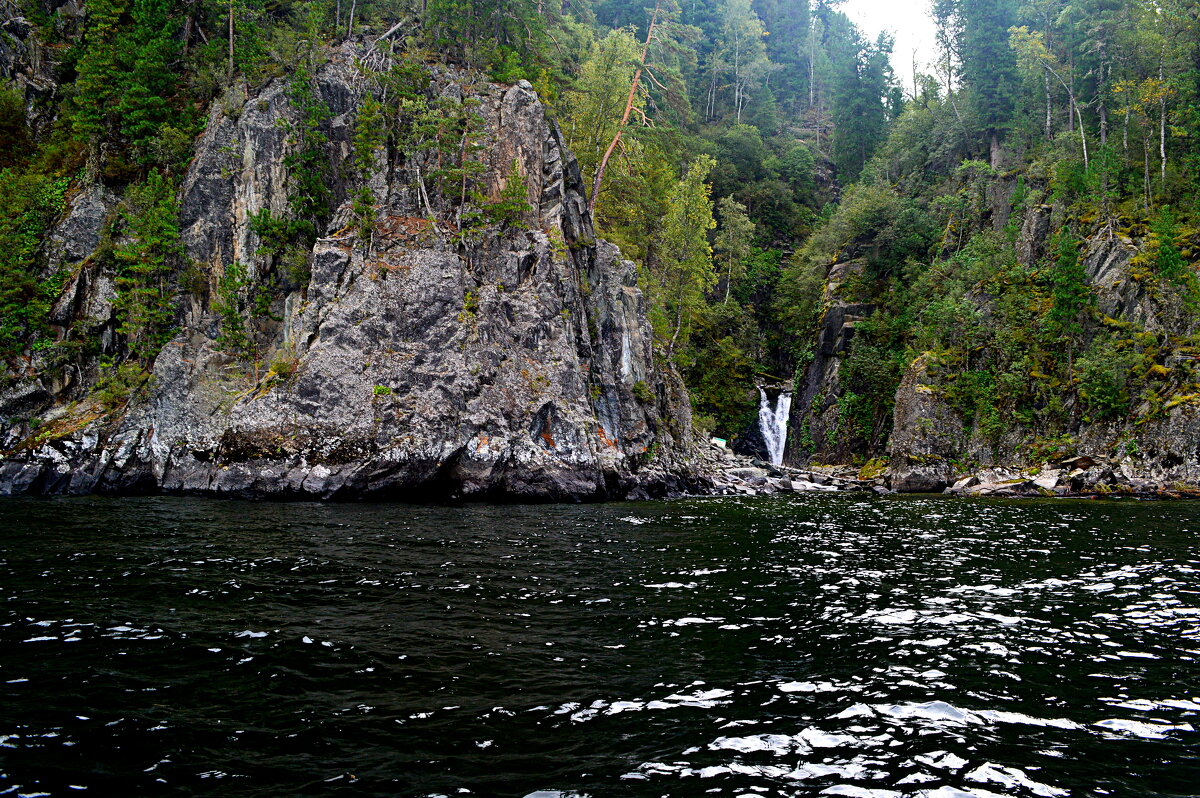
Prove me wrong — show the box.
[1,495,1198,797]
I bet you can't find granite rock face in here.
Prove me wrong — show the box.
[0,50,700,500]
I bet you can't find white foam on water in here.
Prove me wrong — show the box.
[915,751,970,770]
[915,788,1012,798]
[977,710,1081,730]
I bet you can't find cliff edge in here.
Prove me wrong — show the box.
[0,47,701,500]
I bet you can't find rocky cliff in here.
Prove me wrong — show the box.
[0,45,702,500]
[789,194,1200,496]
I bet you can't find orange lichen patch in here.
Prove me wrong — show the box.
[597,425,618,448]
[378,215,435,240]
[541,429,556,449]
[371,254,411,274]
[476,434,490,451]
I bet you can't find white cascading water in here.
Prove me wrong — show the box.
[757,387,792,466]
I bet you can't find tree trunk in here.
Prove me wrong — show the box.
[1159,61,1167,187]
[348,0,357,37]
[733,31,742,124]
[1044,63,1088,169]
[808,25,815,109]
[1123,99,1129,155]
[667,291,684,359]
[1098,94,1107,147]
[1044,73,1052,140]
[228,0,234,82]
[589,0,663,217]
[1076,98,1089,170]
[1143,130,1151,210]
[1098,62,1108,147]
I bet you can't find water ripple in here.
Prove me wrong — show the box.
[1,495,1198,796]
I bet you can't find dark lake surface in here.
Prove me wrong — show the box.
[2,495,1199,797]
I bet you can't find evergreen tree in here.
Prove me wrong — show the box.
[958,0,1020,161]
[71,0,182,167]
[112,170,184,364]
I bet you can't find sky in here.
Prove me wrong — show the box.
[842,0,940,96]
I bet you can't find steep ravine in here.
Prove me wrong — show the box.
[0,48,704,500]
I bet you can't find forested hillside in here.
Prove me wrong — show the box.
[0,0,896,435]
[1,0,1200,493]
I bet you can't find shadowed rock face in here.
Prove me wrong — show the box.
[0,52,699,500]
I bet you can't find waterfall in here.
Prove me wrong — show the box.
[757,387,792,466]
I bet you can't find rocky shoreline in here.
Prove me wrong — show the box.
[696,444,1200,501]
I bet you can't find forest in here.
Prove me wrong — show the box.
[1,0,1199,466]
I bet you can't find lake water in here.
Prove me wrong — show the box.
[1,495,1198,797]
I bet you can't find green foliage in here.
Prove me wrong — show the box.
[714,195,755,302]
[112,170,184,364]
[644,155,717,358]
[213,260,250,357]
[794,183,935,281]
[249,209,305,258]
[69,0,189,170]
[484,160,532,230]
[423,0,551,81]
[269,344,300,381]
[0,170,69,361]
[1149,206,1186,281]
[281,64,332,232]
[0,87,30,170]
[777,143,816,200]
[838,313,907,441]
[829,32,896,182]
[561,27,645,184]
[681,300,759,436]
[353,94,387,180]
[958,0,1020,137]
[1046,226,1092,340]
[94,360,154,411]
[373,384,392,396]
[1076,336,1138,421]
[632,380,654,404]
[351,187,376,247]
[248,209,312,287]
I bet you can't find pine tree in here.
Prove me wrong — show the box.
[959,0,1020,163]
[112,170,184,364]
